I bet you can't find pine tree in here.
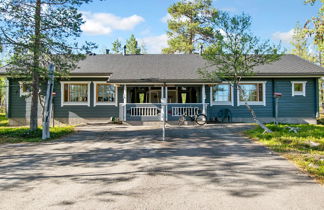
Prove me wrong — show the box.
[112,39,122,54]
[162,0,217,54]
[290,23,315,62]
[0,0,96,130]
[126,34,141,54]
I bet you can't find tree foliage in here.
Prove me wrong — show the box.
[290,23,315,62]
[304,0,323,65]
[126,34,141,54]
[112,39,122,54]
[199,12,282,84]
[0,0,96,130]
[199,12,282,132]
[162,0,217,54]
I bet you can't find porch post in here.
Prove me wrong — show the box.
[202,84,206,115]
[161,86,164,121]
[123,84,127,121]
[165,86,168,121]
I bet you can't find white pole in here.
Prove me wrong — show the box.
[165,86,168,121]
[42,64,55,140]
[123,84,127,121]
[202,84,206,115]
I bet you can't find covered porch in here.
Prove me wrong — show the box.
[119,84,208,121]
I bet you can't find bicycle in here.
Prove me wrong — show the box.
[178,111,207,126]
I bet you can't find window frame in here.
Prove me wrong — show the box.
[60,81,91,107]
[210,83,234,106]
[237,81,266,106]
[93,82,118,107]
[19,81,32,97]
[291,81,307,96]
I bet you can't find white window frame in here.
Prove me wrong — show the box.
[210,83,234,106]
[19,81,32,97]
[291,81,307,96]
[237,81,267,106]
[60,81,91,107]
[93,82,118,107]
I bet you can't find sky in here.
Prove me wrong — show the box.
[78,0,322,54]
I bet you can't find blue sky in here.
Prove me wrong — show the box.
[78,0,322,54]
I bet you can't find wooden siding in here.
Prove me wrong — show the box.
[7,78,318,122]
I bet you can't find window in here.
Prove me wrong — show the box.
[19,82,32,96]
[291,81,306,96]
[210,84,233,105]
[61,82,90,106]
[238,82,266,106]
[94,82,117,106]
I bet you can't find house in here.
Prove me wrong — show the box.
[3,54,324,126]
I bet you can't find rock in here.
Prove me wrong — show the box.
[309,141,320,147]
[308,163,319,169]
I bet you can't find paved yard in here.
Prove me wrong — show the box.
[0,124,323,210]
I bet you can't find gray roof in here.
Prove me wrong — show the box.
[73,54,324,82]
[1,54,323,81]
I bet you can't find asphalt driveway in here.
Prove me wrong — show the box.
[0,124,323,210]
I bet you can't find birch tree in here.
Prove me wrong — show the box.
[199,12,282,133]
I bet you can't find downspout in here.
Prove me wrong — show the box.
[315,78,319,119]
[272,79,275,119]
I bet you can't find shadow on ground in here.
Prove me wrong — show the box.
[0,124,315,203]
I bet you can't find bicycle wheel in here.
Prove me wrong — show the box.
[196,114,207,125]
[178,115,185,125]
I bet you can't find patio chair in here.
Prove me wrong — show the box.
[217,109,232,123]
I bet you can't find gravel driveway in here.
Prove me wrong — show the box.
[0,124,323,210]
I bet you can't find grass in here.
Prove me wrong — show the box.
[0,113,8,126]
[0,113,74,144]
[245,124,324,184]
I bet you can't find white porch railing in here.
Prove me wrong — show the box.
[130,107,159,116]
[172,107,200,116]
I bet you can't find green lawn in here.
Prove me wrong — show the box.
[245,124,324,184]
[0,113,74,144]
[0,113,8,126]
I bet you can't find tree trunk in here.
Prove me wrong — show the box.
[244,102,272,133]
[30,0,42,131]
[237,84,272,133]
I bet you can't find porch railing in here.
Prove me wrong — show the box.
[171,106,200,116]
[130,107,159,116]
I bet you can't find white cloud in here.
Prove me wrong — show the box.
[272,29,294,44]
[81,11,145,35]
[139,34,168,54]
[161,13,190,23]
[161,13,171,23]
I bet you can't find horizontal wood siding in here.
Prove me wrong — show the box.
[7,78,318,122]
[53,79,122,119]
[274,78,316,118]
[206,80,273,119]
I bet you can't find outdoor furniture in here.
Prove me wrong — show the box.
[217,109,232,123]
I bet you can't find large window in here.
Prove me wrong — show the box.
[291,81,306,96]
[61,82,90,106]
[94,82,117,106]
[211,84,233,105]
[238,82,266,106]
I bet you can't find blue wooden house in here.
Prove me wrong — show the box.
[4,54,324,125]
